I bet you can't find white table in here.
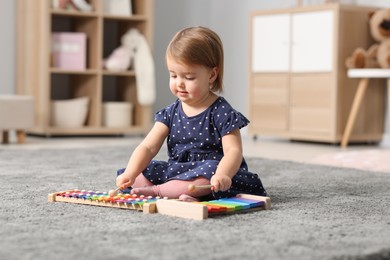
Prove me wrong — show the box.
[341,69,390,148]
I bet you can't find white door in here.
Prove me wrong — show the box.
[291,10,334,72]
[252,14,290,72]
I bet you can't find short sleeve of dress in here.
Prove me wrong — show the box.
[219,111,249,136]
[154,105,172,127]
[154,99,180,128]
[213,98,250,136]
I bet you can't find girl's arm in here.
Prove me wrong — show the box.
[116,121,169,189]
[210,128,243,192]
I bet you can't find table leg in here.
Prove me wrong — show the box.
[341,78,369,148]
[2,130,9,144]
[16,130,26,144]
[387,79,390,135]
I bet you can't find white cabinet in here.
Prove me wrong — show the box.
[252,10,333,73]
[291,11,333,72]
[252,14,290,72]
[249,4,385,143]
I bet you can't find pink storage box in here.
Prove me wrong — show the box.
[51,32,87,70]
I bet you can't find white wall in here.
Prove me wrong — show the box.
[0,0,15,94]
[1,0,390,116]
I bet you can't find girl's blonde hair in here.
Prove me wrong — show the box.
[166,26,224,92]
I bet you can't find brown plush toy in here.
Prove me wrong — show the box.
[370,9,390,68]
[369,9,390,42]
[345,44,379,68]
[346,9,390,69]
[377,39,390,68]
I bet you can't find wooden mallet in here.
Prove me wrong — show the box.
[108,186,123,197]
[188,184,214,192]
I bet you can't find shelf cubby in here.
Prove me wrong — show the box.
[16,0,154,136]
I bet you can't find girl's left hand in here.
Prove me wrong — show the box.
[116,173,135,190]
[210,174,232,192]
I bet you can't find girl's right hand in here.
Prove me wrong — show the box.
[210,174,232,192]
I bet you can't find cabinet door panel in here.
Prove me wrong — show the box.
[252,74,289,105]
[250,75,289,131]
[291,11,333,72]
[290,74,332,108]
[290,108,332,134]
[251,106,288,130]
[252,14,290,72]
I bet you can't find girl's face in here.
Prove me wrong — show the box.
[167,58,218,106]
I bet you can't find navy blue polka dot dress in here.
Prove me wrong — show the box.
[118,97,267,199]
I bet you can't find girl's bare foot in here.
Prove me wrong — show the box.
[131,186,155,197]
[178,194,199,202]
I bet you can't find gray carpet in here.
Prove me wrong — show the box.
[1,145,390,260]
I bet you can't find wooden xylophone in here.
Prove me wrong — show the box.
[48,190,271,220]
[48,189,162,214]
[156,193,271,220]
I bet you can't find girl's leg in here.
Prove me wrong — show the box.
[132,173,154,187]
[131,176,211,199]
[128,174,155,195]
[154,177,211,198]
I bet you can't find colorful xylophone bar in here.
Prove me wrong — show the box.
[156,194,271,220]
[48,189,162,214]
[199,197,265,212]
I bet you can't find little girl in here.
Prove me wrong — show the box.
[115,26,267,201]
